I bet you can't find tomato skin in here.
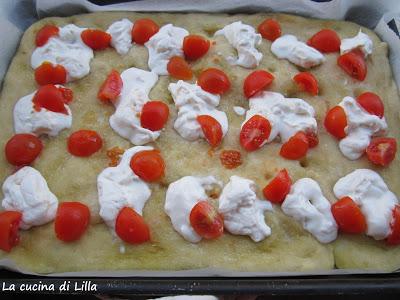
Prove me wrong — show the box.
[324,106,347,139]
[366,137,397,167]
[240,115,271,152]
[183,35,210,60]
[67,130,103,157]
[32,84,70,115]
[190,201,224,240]
[5,134,43,166]
[220,150,242,169]
[356,92,384,118]
[0,211,22,252]
[97,70,123,103]
[305,131,319,148]
[55,202,90,242]
[307,29,341,53]
[337,50,367,81]
[167,56,193,80]
[36,25,59,47]
[34,62,67,85]
[130,150,165,182]
[81,29,111,50]
[331,197,366,234]
[293,72,319,96]
[131,18,159,45]
[387,205,400,246]
[279,131,309,160]
[197,115,223,147]
[263,169,292,204]
[58,87,73,104]
[258,19,281,41]
[198,68,231,95]
[115,207,150,244]
[243,70,274,98]
[140,101,170,131]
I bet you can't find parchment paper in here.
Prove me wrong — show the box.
[0,0,399,277]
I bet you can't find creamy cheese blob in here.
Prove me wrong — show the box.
[338,96,387,160]
[271,35,325,68]
[214,21,263,68]
[168,80,228,142]
[281,178,338,243]
[31,24,94,81]
[107,18,134,55]
[243,91,317,146]
[145,24,189,75]
[233,106,246,116]
[13,88,72,137]
[165,176,222,243]
[334,169,398,240]
[97,146,152,229]
[110,67,160,145]
[219,176,272,242]
[2,166,58,230]
[340,30,373,57]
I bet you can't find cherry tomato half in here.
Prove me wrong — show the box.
[387,205,400,246]
[279,131,309,160]
[34,62,67,86]
[324,106,347,139]
[130,150,165,182]
[356,92,384,118]
[331,196,367,234]
[307,29,341,53]
[81,29,111,50]
[198,68,231,95]
[239,115,271,152]
[258,19,281,41]
[197,115,223,147]
[366,137,397,167]
[243,70,274,98]
[5,134,43,166]
[337,49,367,81]
[55,202,90,242]
[140,101,169,131]
[293,72,319,96]
[183,35,210,60]
[97,70,123,103]
[35,25,59,47]
[167,56,193,80]
[263,169,292,204]
[0,211,22,252]
[115,207,150,244]
[67,130,103,157]
[131,19,159,45]
[190,201,224,240]
[32,84,71,115]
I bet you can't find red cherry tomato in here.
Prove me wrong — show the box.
[243,70,274,98]
[130,150,165,182]
[0,211,22,252]
[366,137,397,167]
[263,169,292,204]
[293,72,319,96]
[54,202,90,242]
[387,205,400,246]
[5,134,43,166]
[307,29,341,53]
[183,35,210,60]
[258,19,281,41]
[331,196,366,234]
[337,49,367,81]
[240,115,271,152]
[280,131,309,160]
[34,62,67,85]
[198,68,231,95]
[305,131,319,148]
[32,84,71,115]
[167,56,193,80]
[97,70,123,103]
[35,25,59,47]
[131,18,159,45]
[140,101,170,131]
[67,130,103,157]
[197,115,223,147]
[58,86,73,104]
[324,106,347,139]
[81,29,111,50]
[190,201,224,240]
[356,92,384,118]
[115,207,150,244]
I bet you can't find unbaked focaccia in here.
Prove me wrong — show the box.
[0,11,399,274]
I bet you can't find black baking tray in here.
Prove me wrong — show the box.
[1,0,400,297]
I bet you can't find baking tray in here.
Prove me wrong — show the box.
[1,0,400,296]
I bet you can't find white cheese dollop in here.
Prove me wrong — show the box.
[97,146,152,229]
[214,21,262,68]
[243,91,317,146]
[31,24,94,82]
[13,88,72,137]
[334,169,398,240]
[340,30,373,58]
[165,176,222,243]
[1,166,58,230]
[233,106,246,116]
[271,35,325,68]
[281,178,338,243]
[107,18,134,55]
[338,96,387,160]
[110,67,160,145]
[219,176,272,242]
[145,24,188,75]
[168,80,228,142]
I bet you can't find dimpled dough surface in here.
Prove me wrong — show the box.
[0,12,399,274]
